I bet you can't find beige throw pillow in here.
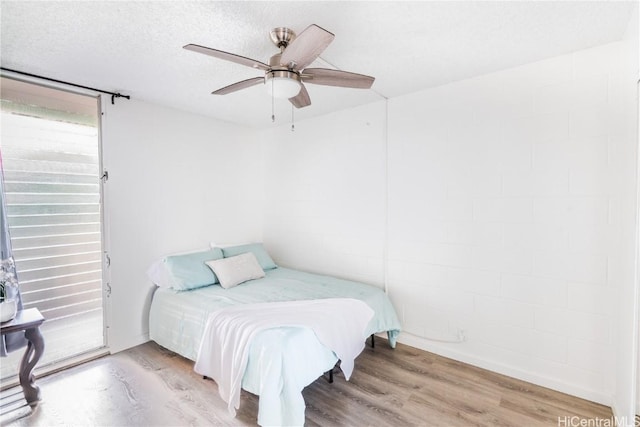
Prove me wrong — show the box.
[205,252,265,289]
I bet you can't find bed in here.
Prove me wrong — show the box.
[147,243,401,426]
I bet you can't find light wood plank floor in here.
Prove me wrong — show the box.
[1,339,615,426]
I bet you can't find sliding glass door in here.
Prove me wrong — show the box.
[0,77,106,381]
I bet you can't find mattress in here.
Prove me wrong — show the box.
[149,267,401,362]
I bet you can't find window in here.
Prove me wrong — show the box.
[0,77,106,381]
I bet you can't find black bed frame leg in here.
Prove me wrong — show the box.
[370,334,375,348]
[325,368,334,383]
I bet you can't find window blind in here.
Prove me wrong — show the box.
[2,113,103,321]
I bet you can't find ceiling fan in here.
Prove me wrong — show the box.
[184,24,375,109]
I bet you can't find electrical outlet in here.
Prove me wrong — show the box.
[457,328,467,342]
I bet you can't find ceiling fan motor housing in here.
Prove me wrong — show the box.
[266,69,301,82]
[269,52,299,71]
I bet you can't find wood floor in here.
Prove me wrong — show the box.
[1,338,614,426]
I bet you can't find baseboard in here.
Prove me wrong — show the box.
[397,332,611,408]
[108,332,149,354]
[611,402,639,427]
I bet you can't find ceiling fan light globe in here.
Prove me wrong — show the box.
[266,71,302,98]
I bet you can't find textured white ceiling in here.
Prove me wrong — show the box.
[0,1,636,128]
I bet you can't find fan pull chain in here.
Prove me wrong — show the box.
[271,77,275,123]
[291,103,295,132]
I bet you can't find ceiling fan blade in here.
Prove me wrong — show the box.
[184,44,270,71]
[212,77,264,95]
[280,24,334,71]
[289,83,311,108]
[302,68,375,89]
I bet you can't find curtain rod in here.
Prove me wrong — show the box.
[0,67,131,105]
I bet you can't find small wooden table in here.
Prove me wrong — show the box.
[1,308,45,405]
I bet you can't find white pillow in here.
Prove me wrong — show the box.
[205,252,265,289]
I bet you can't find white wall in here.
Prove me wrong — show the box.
[101,99,263,352]
[388,40,637,407]
[262,101,387,286]
[262,40,638,409]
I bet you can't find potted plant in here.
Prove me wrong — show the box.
[0,257,18,322]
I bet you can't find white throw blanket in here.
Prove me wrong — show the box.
[194,298,374,421]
